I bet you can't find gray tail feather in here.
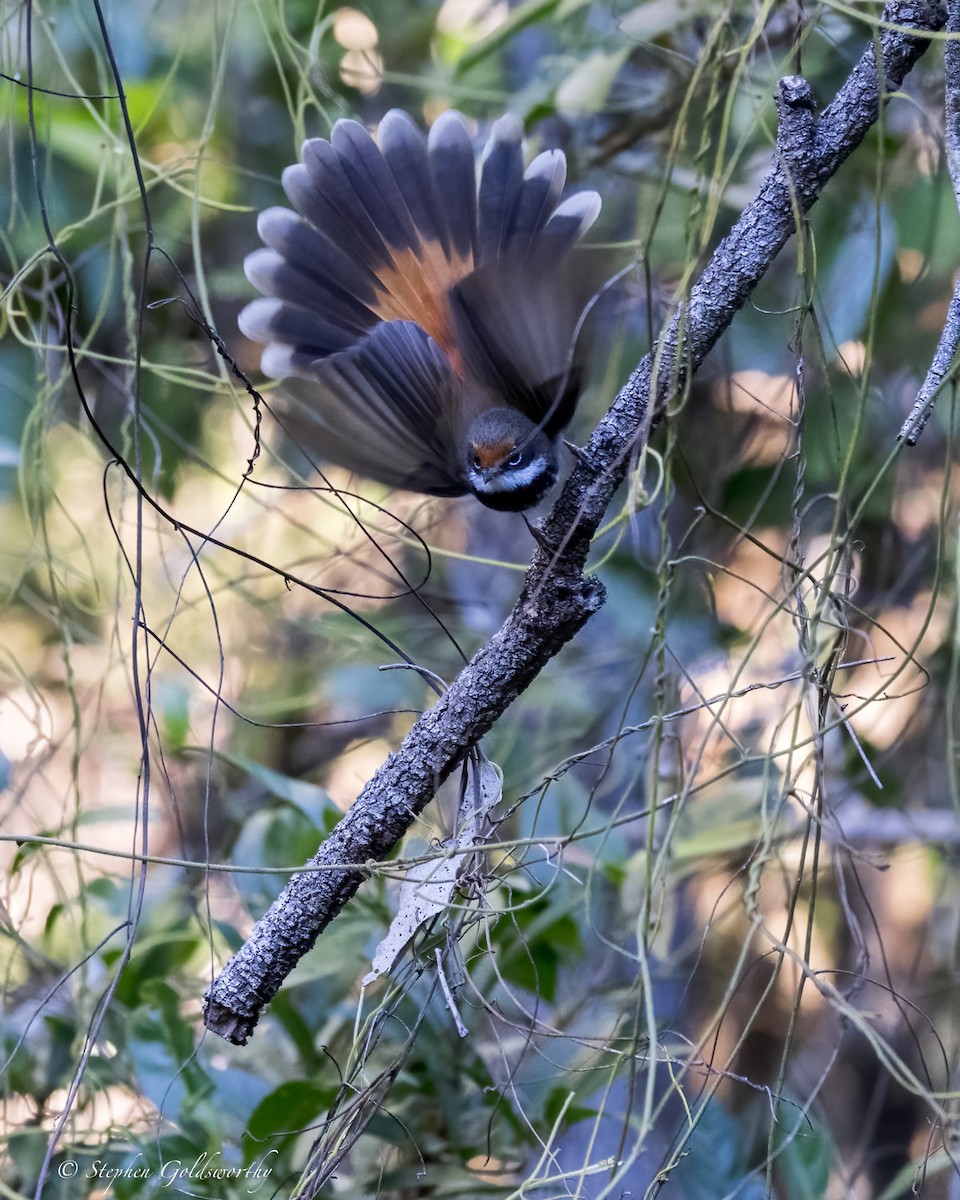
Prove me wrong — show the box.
[244,249,373,333]
[428,111,477,261]
[238,297,358,359]
[508,150,566,249]
[256,207,381,305]
[288,141,387,269]
[535,192,603,263]
[379,110,448,253]
[477,114,524,262]
[330,119,420,252]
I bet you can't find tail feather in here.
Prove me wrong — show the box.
[378,109,447,252]
[244,249,374,332]
[428,111,477,263]
[281,322,467,496]
[535,191,602,261]
[477,113,524,262]
[330,119,419,252]
[292,142,388,266]
[450,257,588,433]
[510,150,566,247]
[239,297,358,364]
[256,207,380,305]
[260,343,329,380]
[328,119,454,323]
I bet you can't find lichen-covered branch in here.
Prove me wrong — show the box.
[204,0,945,1045]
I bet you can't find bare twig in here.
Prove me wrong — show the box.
[204,0,946,1045]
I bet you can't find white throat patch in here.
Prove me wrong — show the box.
[472,456,549,494]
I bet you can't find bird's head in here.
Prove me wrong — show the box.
[463,408,559,512]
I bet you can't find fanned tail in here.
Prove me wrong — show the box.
[239,109,601,494]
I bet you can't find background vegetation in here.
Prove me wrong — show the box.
[1,0,959,1196]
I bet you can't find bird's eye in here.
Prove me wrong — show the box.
[507,450,523,468]
[472,454,482,471]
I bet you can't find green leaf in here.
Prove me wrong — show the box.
[155,678,191,752]
[269,992,324,1070]
[139,979,195,1060]
[544,1087,597,1129]
[231,807,325,909]
[492,892,582,1002]
[42,1014,78,1094]
[215,750,334,826]
[669,774,775,865]
[245,1079,334,1148]
[773,1106,834,1200]
[117,931,201,1007]
[6,1131,51,1191]
[668,1097,766,1199]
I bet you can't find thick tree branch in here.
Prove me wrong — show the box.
[204,0,945,1044]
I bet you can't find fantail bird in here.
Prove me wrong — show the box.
[239,109,601,512]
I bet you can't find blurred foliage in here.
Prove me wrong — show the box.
[2,0,960,1197]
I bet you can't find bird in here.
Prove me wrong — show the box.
[239,109,601,512]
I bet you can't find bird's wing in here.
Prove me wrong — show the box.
[452,183,601,436]
[271,321,468,497]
